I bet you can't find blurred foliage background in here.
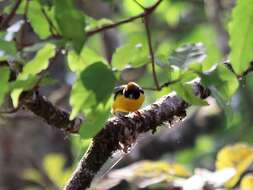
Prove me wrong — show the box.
[0,0,253,189]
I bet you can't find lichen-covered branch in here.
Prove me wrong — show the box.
[20,91,82,133]
[64,83,210,190]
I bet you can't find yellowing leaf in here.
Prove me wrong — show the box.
[22,168,42,183]
[135,160,191,178]
[216,143,253,188]
[241,174,253,190]
[43,153,72,188]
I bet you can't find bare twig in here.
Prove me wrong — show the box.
[19,0,30,49]
[143,79,181,91]
[133,0,146,10]
[144,14,161,90]
[64,83,210,190]
[86,0,163,37]
[224,60,253,79]
[0,0,22,29]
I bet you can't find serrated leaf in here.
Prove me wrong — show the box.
[229,0,253,75]
[54,0,85,53]
[80,103,111,139]
[80,62,116,102]
[168,43,206,68]
[171,82,207,106]
[67,47,107,73]
[112,40,149,69]
[11,43,55,107]
[0,66,10,106]
[28,1,51,39]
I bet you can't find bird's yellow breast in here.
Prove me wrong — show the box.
[112,93,145,113]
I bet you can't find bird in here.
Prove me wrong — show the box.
[112,82,145,115]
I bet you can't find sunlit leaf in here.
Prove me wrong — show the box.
[54,0,86,53]
[28,1,51,39]
[43,153,72,188]
[67,47,107,73]
[229,0,253,75]
[80,62,116,102]
[0,66,10,106]
[69,79,96,120]
[11,44,56,107]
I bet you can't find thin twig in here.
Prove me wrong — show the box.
[41,6,59,36]
[133,0,146,10]
[86,0,163,37]
[144,14,160,90]
[143,79,181,91]
[19,0,29,49]
[0,0,22,29]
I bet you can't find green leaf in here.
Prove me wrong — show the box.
[229,0,253,75]
[19,43,56,79]
[168,43,206,68]
[28,1,51,39]
[0,66,10,106]
[10,75,39,108]
[69,79,96,120]
[54,0,86,53]
[171,82,208,106]
[80,62,116,102]
[80,103,111,139]
[0,38,16,56]
[200,64,239,100]
[111,40,149,69]
[67,47,107,73]
[11,43,56,107]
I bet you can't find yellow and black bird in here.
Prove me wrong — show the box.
[112,82,145,114]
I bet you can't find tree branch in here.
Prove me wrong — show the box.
[64,83,210,190]
[0,0,22,29]
[20,91,82,133]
